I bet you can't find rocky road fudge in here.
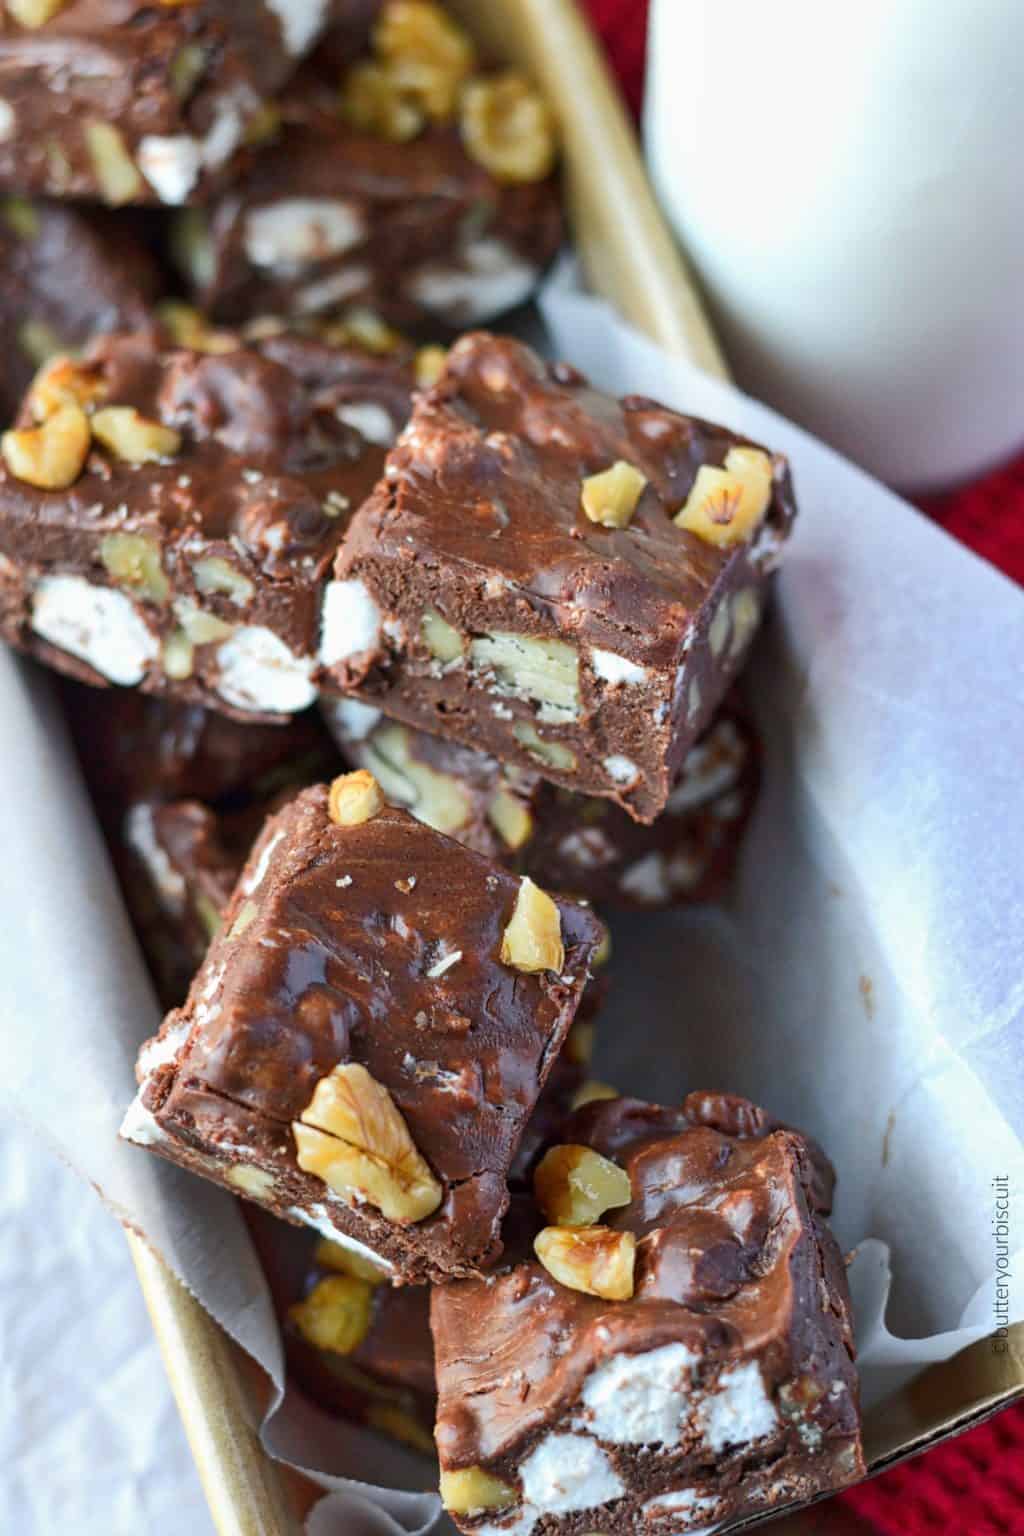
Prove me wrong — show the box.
[0,197,161,423]
[0,0,346,206]
[432,1093,864,1536]
[122,773,603,1283]
[323,333,795,822]
[175,1,562,330]
[323,694,758,907]
[249,1212,436,1454]
[0,326,415,719]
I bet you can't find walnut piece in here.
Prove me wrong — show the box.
[415,344,447,387]
[341,60,425,141]
[421,607,464,662]
[729,587,761,661]
[500,876,564,974]
[100,533,170,605]
[171,596,234,645]
[534,1224,636,1300]
[512,719,577,773]
[569,1079,620,1111]
[1,403,90,489]
[293,1061,442,1223]
[84,120,144,205]
[580,459,648,529]
[314,1237,389,1285]
[460,72,557,184]
[374,0,476,120]
[470,631,579,717]
[486,787,533,850]
[91,406,182,465]
[28,356,106,421]
[162,631,194,679]
[224,1164,275,1198]
[366,1402,435,1456]
[361,723,471,836]
[193,556,254,606]
[674,446,773,547]
[6,0,66,25]
[440,1467,517,1516]
[328,769,385,828]
[534,1144,632,1227]
[156,301,239,355]
[288,1273,374,1356]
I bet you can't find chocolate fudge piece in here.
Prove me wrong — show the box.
[324,332,795,822]
[250,1211,436,1454]
[122,776,603,1283]
[0,326,415,719]
[323,694,758,906]
[0,0,344,207]
[118,797,252,1008]
[432,1093,864,1536]
[61,683,339,809]
[175,4,562,329]
[0,197,161,424]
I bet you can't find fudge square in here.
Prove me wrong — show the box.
[323,333,796,823]
[0,0,343,207]
[122,773,604,1283]
[0,326,414,719]
[431,1092,864,1535]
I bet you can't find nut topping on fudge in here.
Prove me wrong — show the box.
[122,778,604,1282]
[431,1093,864,1535]
[324,332,795,822]
[0,328,416,717]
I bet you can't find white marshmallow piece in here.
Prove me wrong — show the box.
[31,575,158,686]
[319,578,382,667]
[215,626,317,713]
[244,199,365,270]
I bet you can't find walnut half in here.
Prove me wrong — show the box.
[293,1061,442,1224]
[534,1224,636,1300]
[500,876,564,974]
[533,1145,632,1227]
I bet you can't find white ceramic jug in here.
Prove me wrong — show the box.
[644,0,1024,488]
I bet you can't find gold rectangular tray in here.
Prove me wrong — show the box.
[127,2,1024,1530]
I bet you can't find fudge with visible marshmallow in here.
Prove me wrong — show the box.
[0,327,415,719]
[432,1093,864,1536]
[175,2,562,330]
[323,333,795,823]
[122,775,603,1284]
[323,693,758,907]
[0,0,349,207]
[0,197,161,423]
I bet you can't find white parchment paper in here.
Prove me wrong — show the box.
[1,272,1021,1531]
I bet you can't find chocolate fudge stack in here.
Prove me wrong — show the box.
[0,2,866,1528]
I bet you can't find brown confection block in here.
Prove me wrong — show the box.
[0,0,347,207]
[122,780,604,1284]
[431,1093,864,1536]
[174,8,562,330]
[323,333,795,823]
[0,327,415,720]
[61,682,340,810]
[322,692,758,907]
[248,1210,436,1455]
[0,197,161,423]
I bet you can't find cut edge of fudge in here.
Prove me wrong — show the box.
[121,776,604,1284]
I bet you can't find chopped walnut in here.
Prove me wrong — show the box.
[341,60,425,141]
[328,770,385,828]
[293,1061,442,1223]
[100,533,170,605]
[674,446,773,547]
[581,460,647,529]
[486,787,533,850]
[92,406,182,465]
[421,607,464,662]
[512,720,577,773]
[289,1273,374,1356]
[534,1145,632,1227]
[6,0,66,25]
[570,1079,620,1111]
[500,876,564,974]
[460,72,557,184]
[534,1224,636,1300]
[374,0,476,120]
[440,1467,517,1515]
[83,121,144,205]
[28,356,106,422]
[1,403,90,489]
[414,345,448,387]
[314,1237,389,1284]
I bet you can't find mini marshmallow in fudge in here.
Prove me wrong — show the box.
[323,692,758,907]
[176,3,562,331]
[0,0,351,207]
[0,326,415,719]
[431,1093,864,1535]
[122,774,604,1283]
[324,333,795,823]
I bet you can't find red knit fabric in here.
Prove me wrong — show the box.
[582,0,1024,1530]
